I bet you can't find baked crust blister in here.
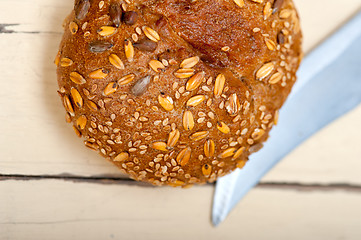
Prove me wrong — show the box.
[56,0,302,187]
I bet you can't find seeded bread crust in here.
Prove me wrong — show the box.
[56,0,302,187]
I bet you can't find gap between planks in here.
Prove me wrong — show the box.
[0,23,61,35]
[1,174,361,193]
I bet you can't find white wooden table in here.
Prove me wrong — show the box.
[1,0,361,239]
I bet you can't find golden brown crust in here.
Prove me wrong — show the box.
[56,0,302,187]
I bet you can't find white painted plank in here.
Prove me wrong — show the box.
[0,180,361,240]
[262,105,361,184]
[0,0,361,183]
[296,0,361,53]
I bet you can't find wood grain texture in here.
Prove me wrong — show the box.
[1,180,361,240]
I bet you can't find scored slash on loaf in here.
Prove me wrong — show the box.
[55,0,302,187]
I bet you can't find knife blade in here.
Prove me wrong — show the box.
[212,11,361,226]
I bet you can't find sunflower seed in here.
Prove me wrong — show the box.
[97,26,117,37]
[176,147,191,166]
[70,72,86,84]
[180,56,200,69]
[183,111,195,130]
[103,82,118,96]
[60,57,73,67]
[133,39,158,52]
[277,32,285,44]
[142,26,160,42]
[256,62,274,80]
[217,122,230,134]
[186,72,205,91]
[118,74,135,85]
[109,54,125,69]
[151,142,168,151]
[214,74,225,97]
[131,75,151,96]
[202,164,212,177]
[89,41,113,53]
[158,95,174,111]
[233,0,245,7]
[186,95,206,107]
[109,3,122,27]
[75,0,90,20]
[218,148,237,158]
[124,40,134,62]
[204,139,215,157]
[122,11,138,25]
[149,60,165,72]
[89,68,109,79]
[71,88,83,108]
[190,131,209,141]
[69,21,78,34]
[273,0,284,14]
[114,152,129,162]
[76,115,87,130]
[167,129,180,148]
[174,69,195,79]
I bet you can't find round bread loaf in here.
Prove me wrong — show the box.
[56,0,302,187]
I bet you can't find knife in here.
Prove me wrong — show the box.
[212,10,361,226]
